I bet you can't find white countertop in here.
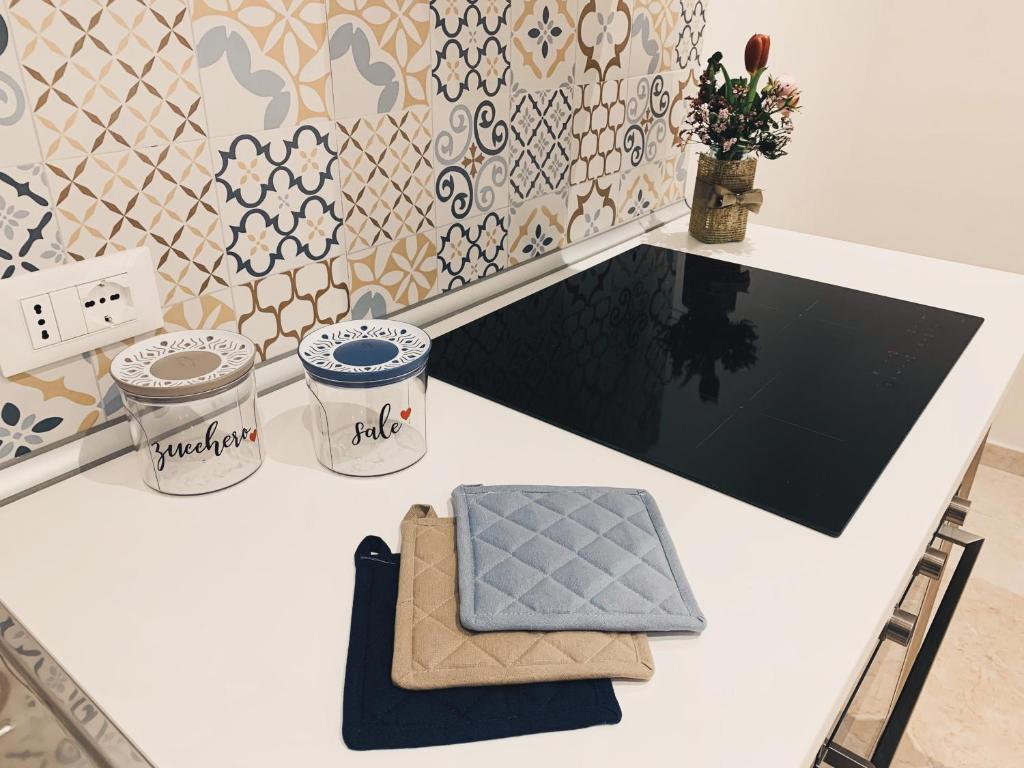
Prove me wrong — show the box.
[1,220,1023,768]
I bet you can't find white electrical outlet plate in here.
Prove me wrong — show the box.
[0,247,163,376]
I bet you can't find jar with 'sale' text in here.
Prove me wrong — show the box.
[298,320,430,476]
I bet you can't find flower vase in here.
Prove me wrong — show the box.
[689,153,759,244]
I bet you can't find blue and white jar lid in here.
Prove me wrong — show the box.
[298,320,431,387]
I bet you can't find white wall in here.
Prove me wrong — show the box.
[701,1,1024,450]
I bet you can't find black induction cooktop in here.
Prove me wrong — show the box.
[428,246,983,536]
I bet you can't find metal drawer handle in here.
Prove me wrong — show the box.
[914,547,947,580]
[881,608,917,647]
[942,496,970,526]
[820,522,983,768]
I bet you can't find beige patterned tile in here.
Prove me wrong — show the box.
[510,0,576,91]
[232,253,351,361]
[508,191,566,264]
[629,0,680,76]
[567,175,616,243]
[0,3,40,167]
[570,78,626,184]
[192,0,331,137]
[349,232,438,319]
[675,0,705,71]
[0,355,103,467]
[337,106,434,252]
[575,0,631,86]
[161,288,236,332]
[47,140,229,306]
[8,0,205,159]
[623,72,678,170]
[327,0,430,119]
[616,161,660,220]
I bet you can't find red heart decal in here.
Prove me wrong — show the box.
[249,430,258,442]
[400,407,412,420]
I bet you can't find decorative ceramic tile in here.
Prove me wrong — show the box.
[193,0,331,137]
[509,86,572,202]
[566,176,616,243]
[675,0,705,71]
[233,253,351,361]
[0,163,66,279]
[431,0,510,103]
[570,78,626,184]
[657,152,688,208]
[508,191,566,264]
[509,0,576,91]
[162,288,236,333]
[575,0,631,86]
[328,0,430,119]
[436,209,508,292]
[667,68,690,155]
[213,121,345,284]
[337,106,434,251]
[433,93,510,225]
[626,0,692,74]
[47,140,228,306]
[623,73,676,169]
[8,0,204,159]
[0,7,39,167]
[616,161,660,220]
[349,232,438,318]
[0,355,103,466]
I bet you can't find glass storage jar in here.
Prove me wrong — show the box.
[298,320,430,476]
[111,330,263,495]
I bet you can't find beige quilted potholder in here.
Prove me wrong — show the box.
[392,505,654,690]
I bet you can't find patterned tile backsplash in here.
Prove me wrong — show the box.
[0,0,705,467]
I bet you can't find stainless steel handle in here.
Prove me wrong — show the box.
[914,546,947,580]
[881,608,917,647]
[942,496,970,527]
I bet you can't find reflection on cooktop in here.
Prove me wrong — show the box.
[429,246,983,536]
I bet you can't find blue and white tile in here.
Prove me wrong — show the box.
[623,73,677,170]
[436,209,509,292]
[508,191,567,264]
[431,0,510,103]
[509,86,572,203]
[433,92,510,226]
[0,6,39,167]
[212,121,346,285]
[0,164,66,280]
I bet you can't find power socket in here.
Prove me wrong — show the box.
[77,274,134,333]
[0,246,163,376]
[19,294,61,349]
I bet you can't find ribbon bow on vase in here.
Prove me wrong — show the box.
[695,180,765,214]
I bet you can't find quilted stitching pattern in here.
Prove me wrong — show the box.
[342,535,623,750]
[454,485,707,632]
[392,507,653,689]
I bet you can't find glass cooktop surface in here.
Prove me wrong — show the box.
[428,247,983,536]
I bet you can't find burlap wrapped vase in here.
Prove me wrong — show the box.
[689,153,762,244]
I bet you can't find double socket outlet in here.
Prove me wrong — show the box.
[0,247,164,376]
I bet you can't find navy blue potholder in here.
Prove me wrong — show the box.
[342,535,623,750]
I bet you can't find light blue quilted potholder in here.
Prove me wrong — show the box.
[452,485,707,633]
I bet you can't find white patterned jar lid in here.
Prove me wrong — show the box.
[111,330,257,400]
[298,320,431,387]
